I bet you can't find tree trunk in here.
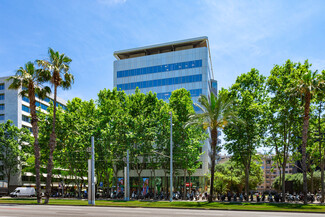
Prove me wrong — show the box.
[321,159,325,203]
[138,173,141,197]
[189,173,191,194]
[153,170,156,199]
[7,173,10,195]
[106,169,110,198]
[209,128,218,202]
[282,157,286,201]
[115,170,118,193]
[318,102,324,203]
[302,92,311,205]
[245,166,249,201]
[311,171,314,194]
[45,85,58,204]
[28,87,42,204]
[183,169,187,199]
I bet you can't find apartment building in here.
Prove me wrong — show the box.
[0,76,66,188]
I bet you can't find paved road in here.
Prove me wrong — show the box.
[0,204,324,217]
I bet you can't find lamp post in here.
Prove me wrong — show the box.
[88,136,95,205]
[170,111,173,202]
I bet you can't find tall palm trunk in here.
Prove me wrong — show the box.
[318,102,324,203]
[209,128,218,202]
[29,88,42,204]
[45,85,58,204]
[302,92,311,205]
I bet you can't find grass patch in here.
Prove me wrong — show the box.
[0,198,325,213]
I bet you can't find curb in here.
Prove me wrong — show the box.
[0,202,324,214]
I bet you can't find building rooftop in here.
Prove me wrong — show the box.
[114,36,209,60]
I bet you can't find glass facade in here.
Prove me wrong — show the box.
[0,84,4,90]
[117,74,202,91]
[157,89,202,100]
[0,94,4,100]
[117,60,202,78]
[0,104,4,110]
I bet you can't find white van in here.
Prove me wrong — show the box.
[10,187,35,197]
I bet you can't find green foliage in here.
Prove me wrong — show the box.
[0,120,32,187]
[224,69,267,198]
[214,158,263,194]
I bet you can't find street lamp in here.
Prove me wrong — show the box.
[169,111,173,202]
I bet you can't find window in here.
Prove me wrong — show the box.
[0,114,4,121]
[41,103,48,110]
[23,96,30,103]
[0,104,4,110]
[116,59,203,78]
[22,115,30,123]
[156,89,202,100]
[44,97,50,103]
[0,84,4,90]
[22,105,30,113]
[117,74,202,91]
[0,94,4,100]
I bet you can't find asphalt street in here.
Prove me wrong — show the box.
[0,204,324,217]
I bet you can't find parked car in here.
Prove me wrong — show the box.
[10,187,35,197]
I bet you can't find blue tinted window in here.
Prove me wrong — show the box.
[116,59,203,78]
[41,104,48,110]
[35,101,40,107]
[23,96,30,103]
[0,104,4,110]
[44,97,50,103]
[0,114,4,120]
[117,74,202,91]
[0,84,4,90]
[22,105,30,113]
[0,94,4,100]
[157,89,202,100]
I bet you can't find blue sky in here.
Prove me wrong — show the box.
[1,0,325,102]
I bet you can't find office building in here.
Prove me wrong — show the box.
[113,37,216,191]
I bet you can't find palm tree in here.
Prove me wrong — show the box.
[37,48,74,204]
[6,61,51,204]
[186,90,236,202]
[290,61,325,204]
